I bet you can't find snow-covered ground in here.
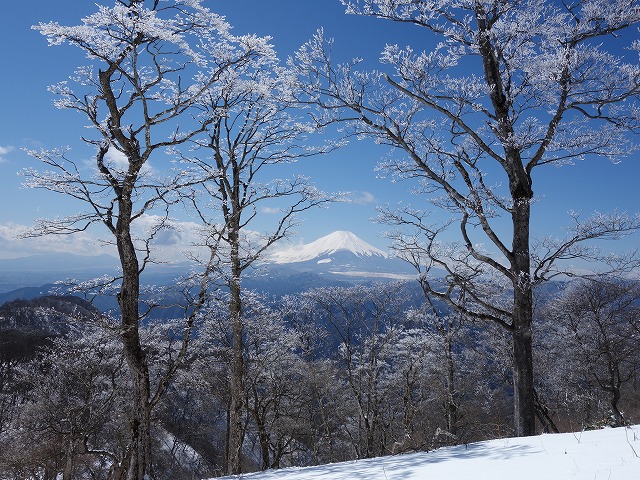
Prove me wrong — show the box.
[215,425,640,480]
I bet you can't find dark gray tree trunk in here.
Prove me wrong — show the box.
[97,56,154,478]
[444,337,458,437]
[607,362,624,426]
[251,397,271,471]
[476,4,537,435]
[610,388,624,426]
[62,436,78,480]
[510,181,536,437]
[226,226,245,475]
[116,193,152,480]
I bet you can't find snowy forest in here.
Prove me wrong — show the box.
[2,280,640,479]
[1,1,640,479]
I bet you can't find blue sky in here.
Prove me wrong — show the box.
[0,0,638,262]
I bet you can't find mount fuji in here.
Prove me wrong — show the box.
[269,230,387,264]
[263,231,415,280]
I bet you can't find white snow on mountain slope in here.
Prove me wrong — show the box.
[213,425,640,480]
[269,231,388,264]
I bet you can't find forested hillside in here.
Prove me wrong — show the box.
[1,278,639,479]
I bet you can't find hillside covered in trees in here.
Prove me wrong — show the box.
[1,277,640,479]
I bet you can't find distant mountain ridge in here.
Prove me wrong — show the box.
[0,232,417,302]
[0,253,118,272]
[0,254,120,294]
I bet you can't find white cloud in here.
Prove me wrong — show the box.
[260,206,282,214]
[84,146,155,176]
[0,145,14,163]
[127,214,204,262]
[342,191,376,205]
[0,222,115,259]
[0,217,210,266]
[0,218,198,263]
[0,216,276,265]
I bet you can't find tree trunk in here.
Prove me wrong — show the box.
[445,336,458,438]
[511,305,535,436]
[608,363,624,426]
[62,436,77,480]
[226,226,245,475]
[99,60,153,479]
[476,5,537,436]
[510,186,536,437]
[533,388,559,434]
[610,388,624,426]
[254,405,271,471]
[116,195,152,480]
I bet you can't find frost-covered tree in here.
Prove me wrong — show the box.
[0,313,221,480]
[541,279,640,427]
[186,293,314,472]
[279,294,354,465]
[176,53,334,473]
[291,0,640,436]
[23,1,274,478]
[298,283,411,458]
[241,295,309,471]
[0,319,126,480]
[403,306,465,442]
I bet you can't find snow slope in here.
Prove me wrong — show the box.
[215,425,640,480]
[268,231,388,264]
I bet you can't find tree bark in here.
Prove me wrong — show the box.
[62,436,77,480]
[444,336,458,438]
[252,398,271,471]
[98,52,153,480]
[226,225,245,475]
[476,5,537,436]
[510,184,536,437]
[607,362,624,426]
[116,191,152,480]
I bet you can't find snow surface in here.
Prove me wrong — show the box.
[215,426,640,480]
[269,231,388,264]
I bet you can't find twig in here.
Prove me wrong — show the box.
[625,426,639,458]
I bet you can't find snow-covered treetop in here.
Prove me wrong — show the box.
[33,0,274,66]
[296,0,640,173]
[31,0,276,153]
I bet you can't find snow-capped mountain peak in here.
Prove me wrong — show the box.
[269,231,388,264]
